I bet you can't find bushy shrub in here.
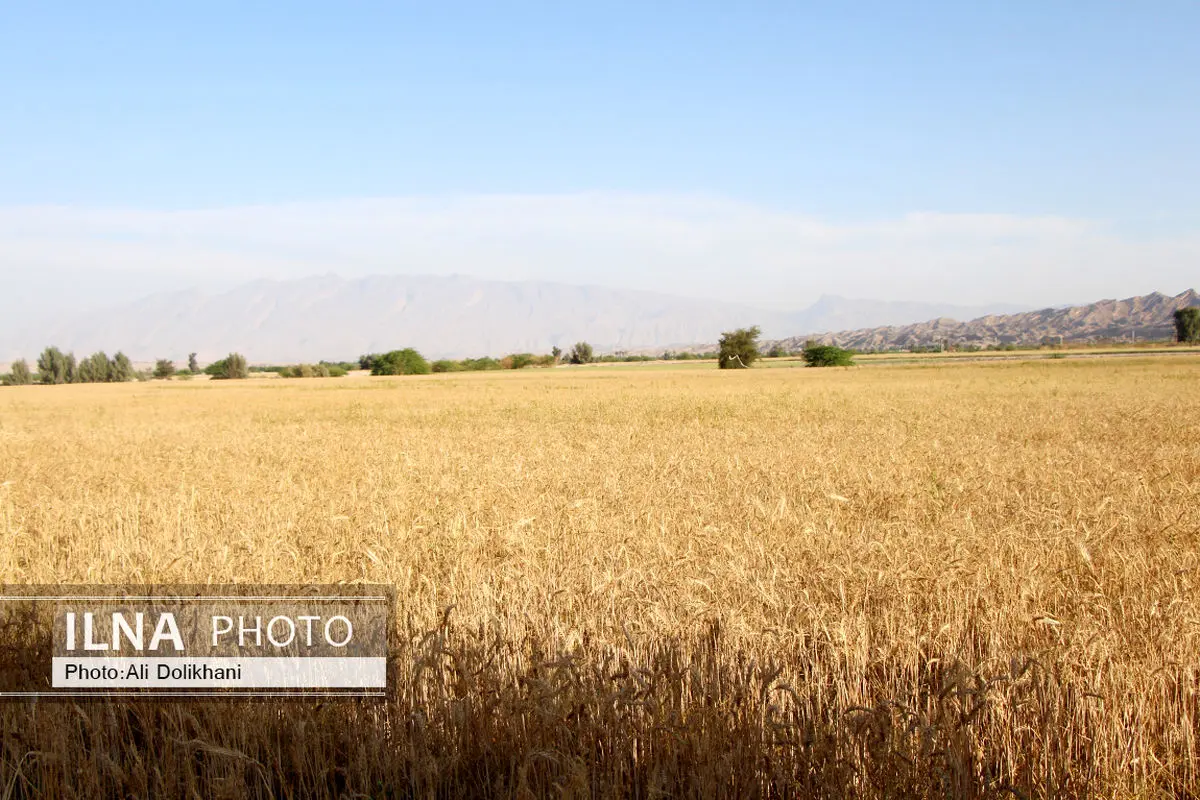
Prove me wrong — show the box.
[370,349,430,376]
[278,363,332,378]
[319,361,355,374]
[463,357,502,371]
[207,353,249,380]
[504,353,535,369]
[802,345,855,367]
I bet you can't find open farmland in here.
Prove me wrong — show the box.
[1,357,1198,798]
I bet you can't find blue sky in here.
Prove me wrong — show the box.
[1,2,1198,315]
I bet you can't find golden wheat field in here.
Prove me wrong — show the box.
[1,357,1198,798]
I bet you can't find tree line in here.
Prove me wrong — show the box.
[359,341,603,375]
[2,328,875,387]
[1,348,250,386]
[7,309,1196,386]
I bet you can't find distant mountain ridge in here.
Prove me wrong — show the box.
[1,274,1023,362]
[770,289,1199,351]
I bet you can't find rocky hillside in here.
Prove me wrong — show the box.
[769,289,1199,351]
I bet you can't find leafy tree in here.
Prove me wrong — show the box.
[802,344,855,367]
[1175,307,1200,343]
[717,326,761,369]
[3,359,33,386]
[224,353,249,379]
[109,352,134,382]
[431,360,462,373]
[76,356,96,383]
[551,346,562,362]
[188,352,199,373]
[207,353,249,379]
[77,351,111,383]
[568,342,594,365]
[358,353,382,371]
[153,359,176,379]
[36,346,72,385]
[370,348,430,376]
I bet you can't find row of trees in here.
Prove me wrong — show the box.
[1,348,249,385]
[3,325,882,386]
[2,347,137,386]
[358,341,602,376]
[7,309,1193,386]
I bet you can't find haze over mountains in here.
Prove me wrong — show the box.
[3,274,1026,363]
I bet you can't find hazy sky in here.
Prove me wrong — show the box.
[2,2,1197,318]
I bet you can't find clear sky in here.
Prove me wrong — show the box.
[1,2,1198,317]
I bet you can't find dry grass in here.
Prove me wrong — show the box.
[1,357,1198,798]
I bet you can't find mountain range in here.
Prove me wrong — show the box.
[2,274,1025,363]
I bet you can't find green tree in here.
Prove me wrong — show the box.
[36,346,71,384]
[1174,307,1200,343]
[717,326,761,369]
[551,346,562,362]
[77,351,111,383]
[568,342,594,364]
[206,353,249,379]
[223,353,249,379]
[154,359,176,379]
[109,352,134,382]
[370,348,430,375]
[802,344,855,367]
[188,352,199,373]
[4,359,33,386]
